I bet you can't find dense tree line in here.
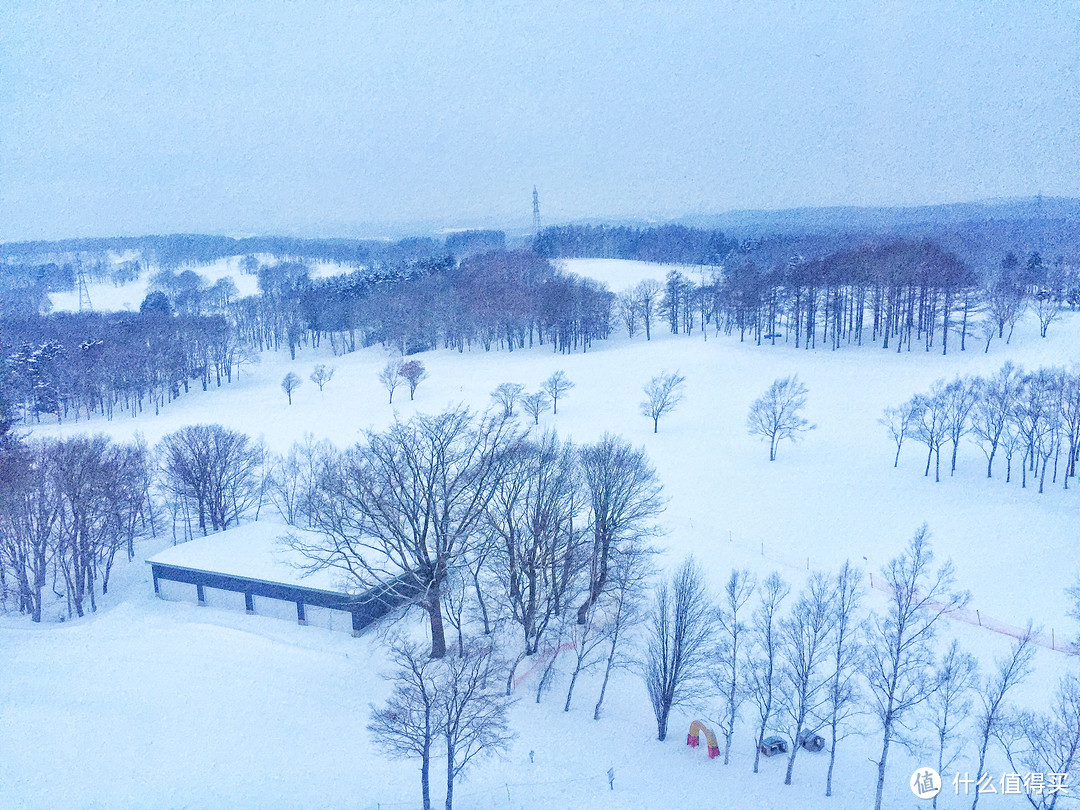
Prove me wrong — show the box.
[0,311,242,424]
[241,250,615,358]
[0,231,508,283]
[534,223,737,265]
[615,241,1077,354]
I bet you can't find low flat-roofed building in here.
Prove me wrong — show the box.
[147,521,417,635]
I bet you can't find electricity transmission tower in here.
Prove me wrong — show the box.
[76,261,93,312]
[532,186,541,236]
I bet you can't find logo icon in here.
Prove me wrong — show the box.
[911,768,942,799]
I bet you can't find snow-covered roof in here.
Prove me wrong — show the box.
[146,521,357,595]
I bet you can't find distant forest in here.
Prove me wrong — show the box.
[533,223,737,265]
[1,214,1078,428]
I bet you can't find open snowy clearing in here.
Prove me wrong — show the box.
[9,259,1080,809]
[561,258,702,289]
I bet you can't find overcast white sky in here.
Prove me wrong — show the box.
[2,1,1079,241]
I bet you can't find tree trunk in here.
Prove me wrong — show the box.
[656,700,670,741]
[445,741,455,810]
[421,747,432,810]
[428,590,447,659]
[593,636,618,720]
[874,733,891,810]
[826,728,837,796]
[785,740,799,785]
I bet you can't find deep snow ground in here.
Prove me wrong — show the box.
[8,258,1080,809]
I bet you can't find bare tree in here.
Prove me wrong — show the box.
[635,279,662,340]
[440,568,470,658]
[972,362,1024,478]
[996,672,1080,810]
[592,539,652,720]
[520,391,550,426]
[643,557,714,741]
[867,526,969,810]
[379,359,404,404]
[299,408,522,658]
[713,569,756,764]
[880,399,921,468]
[542,371,575,415]
[441,640,515,810]
[399,360,429,401]
[748,572,790,773]
[368,638,444,810]
[617,289,641,338]
[1015,369,1061,491]
[485,434,584,687]
[747,375,815,461]
[0,441,60,622]
[1059,370,1080,487]
[942,376,980,475]
[157,424,264,536]
[267,434,333,527]
[1000,416,1024,483]
[1034,289,1060,338]
[576,434,664,624]
[970,628,1035,810]
[309,364,335,392]
[824,561,864,798]
[928,641,978,810]
[779,573,833,785]
[564,587,609,712]
[490,382,525,417]
[281,372,302,405]
[640,370,687,433]
[912,382,949,482]
[979,316,997,354]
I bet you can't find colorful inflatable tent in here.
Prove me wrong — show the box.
[686,720,720,759]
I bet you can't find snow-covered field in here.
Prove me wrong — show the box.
[561,258,698,289]
[7,259,1080,809]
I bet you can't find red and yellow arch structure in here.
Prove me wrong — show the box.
[686,720,720,759]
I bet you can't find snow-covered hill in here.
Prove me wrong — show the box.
[7,259,1080,809]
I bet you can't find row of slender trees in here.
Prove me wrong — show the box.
[0,434,154,621]
[883,363,1080,489]
[616,242,1076,353]
[641,530,1075,810]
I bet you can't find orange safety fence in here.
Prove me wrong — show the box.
[867,572,1076,656]
[510,640,579,690]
